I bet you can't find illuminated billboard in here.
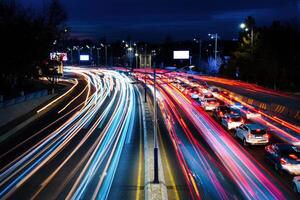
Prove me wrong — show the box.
[80,55,90,61]
[50,52,68,61]
[173,51,190,59]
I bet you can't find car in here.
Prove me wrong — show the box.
[190,93,199,100]
[242,107,261,119]
[234,107,261,119]
[235,123,269,146]
[221,113,244,130]
[213,105,232,121]
[292,176,300,194]
[209,86,220,93]
[219,90,230,97]
[265,143,300,175]
[200,98,219,111]
[200,92,214,100]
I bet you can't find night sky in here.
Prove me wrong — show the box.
[22,0,299,41]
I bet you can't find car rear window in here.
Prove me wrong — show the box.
[281,146,300,158]
[231,117,242,122]
[207,99,217,104]
[251,129,266,135]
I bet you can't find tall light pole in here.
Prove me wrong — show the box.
[67,47,73,65]
[240,23,254,54]
[101,43,109,66]
[96,47,101,66]
[208,33,218,66]
[151,64,195,184]
[193,38,202,66]
[135,52,139,68]
[153,61,159,184]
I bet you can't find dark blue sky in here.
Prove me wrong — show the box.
[22,0,299,41]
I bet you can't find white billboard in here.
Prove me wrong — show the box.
[80,55,90,61]
[173,51,190,59]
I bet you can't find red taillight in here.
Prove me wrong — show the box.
[219,111,223,115]
[247,134,253,139]
[241,119,244,123]
[228,119,232,123]
[280,158,287,165]
[264,134,269,139]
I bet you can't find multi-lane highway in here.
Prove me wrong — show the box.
[0,67,144,200]
[134,69,300,199]
[1,66,300,199]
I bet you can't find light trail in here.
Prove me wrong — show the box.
[0,67,139,200]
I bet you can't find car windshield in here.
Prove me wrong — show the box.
[251,129,266,135]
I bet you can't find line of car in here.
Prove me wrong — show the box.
[171,77,300,195]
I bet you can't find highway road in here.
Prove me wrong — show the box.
[0,67,144,200]
[133,70,299,199]
[1,66,300,200]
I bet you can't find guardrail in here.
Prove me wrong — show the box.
[0,90,49,109]
[220,88,300,123]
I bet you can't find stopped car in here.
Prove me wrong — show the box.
[200,92,214,100]
[265,143,300,175]
[209,86,220,93]
[233,107,261,119]
[219,90,230,97]
[292,176,300,194]
[221,113,244,130]
[235,123,269,146]
[200,98,219,111]
[212,105,232,121]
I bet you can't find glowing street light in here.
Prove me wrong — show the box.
[240,22,254,53]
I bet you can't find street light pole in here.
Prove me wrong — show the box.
[193,38,202,66]
[214,34,218,63]
[250,27,254,54]
[97,48,101,66]
[153,61,159,184]
[105,45,108,66]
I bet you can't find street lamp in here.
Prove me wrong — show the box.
[208,33,219,65]
[67,47,73,66]
[193,38,202,66]
[96,47,101,66]
[101,43,109,66]
[135,52,139,68]
[151,64,195,184]
[240,22,254,53]
[74,46,83,65]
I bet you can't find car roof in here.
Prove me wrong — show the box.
[226,113,240,118]
[244,123,265,130]
[205,98,216,101]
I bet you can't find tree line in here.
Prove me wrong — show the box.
[0,0,67,97]
[221,16,300,92]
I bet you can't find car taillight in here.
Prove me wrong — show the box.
[241,119,244,123]
[247,134,253,139]
[219,111,223,115]
[280,158,287,165]
[228,119,232,123]
[263,134,269,139]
